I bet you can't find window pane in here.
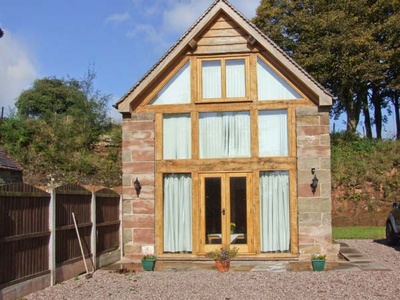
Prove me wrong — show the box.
[163,114,191,159]
[260,171,290,252]
[164,174,192,253]
[226,59,246,98]
[199,111,250,158]
[259,110,288,156]
[257,58,301,100]
[150,61,190,105]
[202,60,221,99]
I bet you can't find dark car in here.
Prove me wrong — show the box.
[386,202,400,245]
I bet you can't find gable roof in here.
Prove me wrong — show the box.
[0,148,23,171]
[116,0,332,113]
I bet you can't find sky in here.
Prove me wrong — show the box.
[0,0,260,121]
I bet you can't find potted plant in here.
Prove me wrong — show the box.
[310,253,326,271]
[206,245,238,272]
[141,254,157,271]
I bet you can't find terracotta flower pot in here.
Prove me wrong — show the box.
[215,260,230,272]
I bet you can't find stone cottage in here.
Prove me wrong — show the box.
[116,0,336,260]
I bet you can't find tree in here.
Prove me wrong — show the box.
[253,0,399,139]
[0,70,121,187]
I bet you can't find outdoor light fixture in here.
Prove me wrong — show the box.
[134,177,142,197]
[310,168,319,195]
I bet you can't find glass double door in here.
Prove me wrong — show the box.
[200,173,253,254]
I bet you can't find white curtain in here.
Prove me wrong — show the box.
[199,111,250,158]
[260,171,290,252]
[226,59,246,98]
[163,114,191,159]
[163,174,192,252]
[150,61,190,105]
[259,110,288,156]
[257,58,301,100]
[202,60,221,99]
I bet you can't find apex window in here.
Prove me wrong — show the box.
[200,57,248,101]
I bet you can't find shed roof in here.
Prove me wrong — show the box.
[116,0,332,113]
[0,148,23,171]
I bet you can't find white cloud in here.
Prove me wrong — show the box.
[162,1,210,34]
[0,29,38,116]
[231,0,259,19]
[105,12,130,25]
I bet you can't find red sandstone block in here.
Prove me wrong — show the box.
[133,228,155,244]
[298,183,320,197]
[297,146,330,158]
[123,214,155,229]
[132,149,155,161]
[132,200,155,214]
[124,121,154,131]
[123,161,155,174]
[297,126,330,136]
[320,114,330,126]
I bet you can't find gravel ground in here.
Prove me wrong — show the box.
[25,240,400,300]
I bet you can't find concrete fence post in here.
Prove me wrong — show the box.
[91,190,97,270]
[48,188,56,286]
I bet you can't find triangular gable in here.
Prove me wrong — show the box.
[116,0,332,113]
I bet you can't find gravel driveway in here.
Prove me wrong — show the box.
[25,240,400,300]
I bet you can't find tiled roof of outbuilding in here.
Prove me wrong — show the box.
[0,148,23,171]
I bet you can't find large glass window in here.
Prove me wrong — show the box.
[150,61,190,105]
[163,114,191,159]
[199,111,250,158]
[260,171,290,252]
[257,58,301,100]
[163,174,192,253]
[201,58,247,100]
[258,110,288,156]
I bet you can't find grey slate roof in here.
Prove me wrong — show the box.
[0,148,23,171]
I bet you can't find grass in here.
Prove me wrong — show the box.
[333,226,385,240]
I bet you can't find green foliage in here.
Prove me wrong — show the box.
[332,226,385,239]
[0,71,121,187]
[331,133,400,196]
[254,0,400,138]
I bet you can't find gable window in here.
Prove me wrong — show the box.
[163,114,191,159]
[200,57,247,101]
[257,58,301,100]
[258,110,288,157]
[199,111,250,158]
[150,61,190,105]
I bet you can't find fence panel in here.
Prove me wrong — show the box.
[55,184,92,265]
[0,183,50,285]
[95,188,120,254]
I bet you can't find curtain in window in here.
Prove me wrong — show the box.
[259,110,288,156]
[163,114,191,159]
[150,61,190,105]
[226,59,245,98]
[199,111,250,158]
[202,60,222,99]
[257,58,301,100]
[260,171,290,252]
[163,174,192,252]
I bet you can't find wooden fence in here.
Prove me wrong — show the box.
[0,183,121,292]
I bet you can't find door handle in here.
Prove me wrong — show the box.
[222,209,225,215]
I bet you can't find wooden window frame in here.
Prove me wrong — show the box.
[197,55,250,103]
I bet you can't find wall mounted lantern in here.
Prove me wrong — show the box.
[310,168,319,195]
[134,177,142,197]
